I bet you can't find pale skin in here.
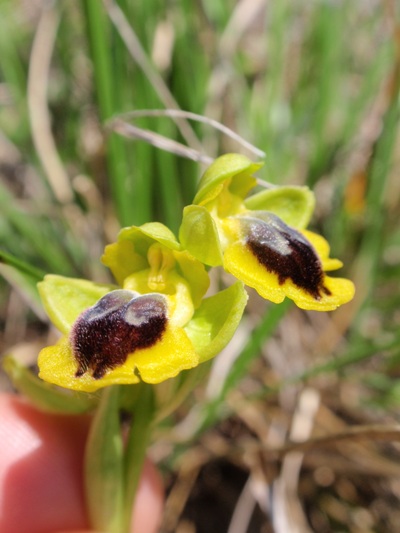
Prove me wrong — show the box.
[0,394,163,533]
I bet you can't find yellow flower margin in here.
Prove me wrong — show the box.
[223,222,355,311]
[38,317,198,393]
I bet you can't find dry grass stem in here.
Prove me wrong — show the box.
[108,109,266,159]
[109,119,213,164]
[102,0,202,152]
[27,3,73,204]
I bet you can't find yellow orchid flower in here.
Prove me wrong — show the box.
[37,220,247,392]
[180,154,355,311]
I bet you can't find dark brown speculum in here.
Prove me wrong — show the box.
[70,290,168,379]
[240,212,331,300]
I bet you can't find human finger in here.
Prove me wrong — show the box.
[0,393,163,533]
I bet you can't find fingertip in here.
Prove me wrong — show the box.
[0,393,89,533]
[56,459,165,533]
[0,393,164,533]
[131,458,164,533]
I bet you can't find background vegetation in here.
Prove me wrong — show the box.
[0,1,399,531]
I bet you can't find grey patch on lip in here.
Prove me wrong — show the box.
[124,293,167,326]
[83,289,139,322]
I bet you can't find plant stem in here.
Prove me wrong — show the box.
[85,386,125,533]
[122,382,155,532]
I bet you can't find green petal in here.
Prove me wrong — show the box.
[193,153,263,205]
[38,275,115,334]
[102,241,147,286]
[185,281,248,363]
[102,222,181,286]
[179,205,223,267]
[104,221,209,309]
[174,248,211,308]
[244,186,315,229]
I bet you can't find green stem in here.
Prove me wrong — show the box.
[122,382,155,532]
[85,386,125,533]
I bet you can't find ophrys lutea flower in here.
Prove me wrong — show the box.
[180,154,355,311]
[38,222,247,392]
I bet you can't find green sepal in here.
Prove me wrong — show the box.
[193,153,263,206]
[38,275,115,334]
[179,205,223,267]
[3,355,97,413]
[185,281,248,363]
[244,186,315,229]
[118,222,180,251]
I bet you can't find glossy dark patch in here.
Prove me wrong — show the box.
[240,212,331,299]
[70,290,168,379]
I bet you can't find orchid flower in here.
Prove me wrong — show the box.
[180,154,355,311]
[38,222,247,392]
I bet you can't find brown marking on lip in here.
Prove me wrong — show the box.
[70,290,168,379]
[241,212,331,300]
